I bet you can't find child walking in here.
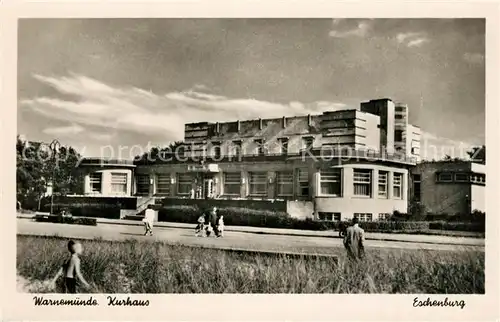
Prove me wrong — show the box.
[205,222,214,237]
[50,240,91,293]
[143,205,155,236]
[195,213,206,237]
[217,214,225,237]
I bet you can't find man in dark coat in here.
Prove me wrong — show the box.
[343,217,365,260]
[208,206,219,237]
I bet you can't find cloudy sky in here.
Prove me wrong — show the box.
[18,18,485,159]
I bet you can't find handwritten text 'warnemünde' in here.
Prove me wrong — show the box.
[33,296,98,306]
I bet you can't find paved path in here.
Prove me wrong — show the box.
[100,218,485,245]
[17,219,484,254]
[18,213,484,246]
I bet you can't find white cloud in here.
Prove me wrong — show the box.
[396,32,420,44]
[21,73,348,142]
[23,73,480,160]
[395,32,429,48]
[43,124,85,136]
[420,130,478,161]
[87,132,114,141]
[463,52,484,65]
[329,20,371,38]
[407,38,429,48]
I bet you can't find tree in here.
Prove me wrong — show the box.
[16,137,48,210]
[442,154,464,162]
[16,136,83,210]
[51,145,84,196]
[467,145,485,164]
[134,141,184,163]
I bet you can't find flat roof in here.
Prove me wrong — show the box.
[79,158,136,168]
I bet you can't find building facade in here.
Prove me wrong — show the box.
[79,98,422,221]
[409,160,486,215]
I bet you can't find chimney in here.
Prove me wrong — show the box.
[282,116,286,128]
[237,120,241,132]
[259,118,263,130]
[215,122,220,133]
[307,114,312,126]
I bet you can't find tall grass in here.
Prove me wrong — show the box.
[17,235,484,294]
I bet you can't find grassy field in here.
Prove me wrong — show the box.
[17,235,484,294]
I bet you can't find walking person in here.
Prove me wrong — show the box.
[217,214,225,238]
[209,206,219,237]
[343,217,365,261]
[143,205,155,236]
[195,212,206,237]
[50,240,91,293]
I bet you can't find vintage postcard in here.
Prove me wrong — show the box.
[1,0,499,321]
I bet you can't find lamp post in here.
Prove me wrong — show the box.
[49,139,61,215]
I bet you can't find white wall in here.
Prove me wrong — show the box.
[471,185,485,212]
[84,169,133,197]
[314,164,408,221]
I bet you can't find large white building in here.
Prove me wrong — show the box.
[79,98,424,222]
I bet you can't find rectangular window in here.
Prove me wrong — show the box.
[135,175,149,195]
[455,173,469,182]
[394,130,404,142]
[177,173,193,195]
[254,139,265,156]
[353,169,371,197]
[156,174,171,196]
[223,172,241,196]
[354,213,373,222]
[111,173,127,194]
[412,174,421,202]
[279,138,289,154]
[249,172,267,196]
[395,114,403,120]
[378,213,391,221]
[89,173,102,193]
[297,168,309,197]
[277,171,294,197]
[393,172,403,199]
[302,137,314,150]
[437,172,453,182]
[320,168,342,196]
[318,212,341,221]
[378,171,388,198]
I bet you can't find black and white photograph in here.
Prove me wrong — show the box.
[2,2,499,320]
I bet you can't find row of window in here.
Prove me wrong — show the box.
[318,212,392,222]
[89,173,128,194]
[133,168,403,199]
[319,169,404,199]
[189,136,317,158]
[135,170,310,197]
[436,172,486,184]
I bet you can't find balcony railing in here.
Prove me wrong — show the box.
[132,147,417,166]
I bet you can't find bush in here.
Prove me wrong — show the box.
[67,207,121,220]
[34,214,97,226]
[157,205,485,233]
[429,221,484,232]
